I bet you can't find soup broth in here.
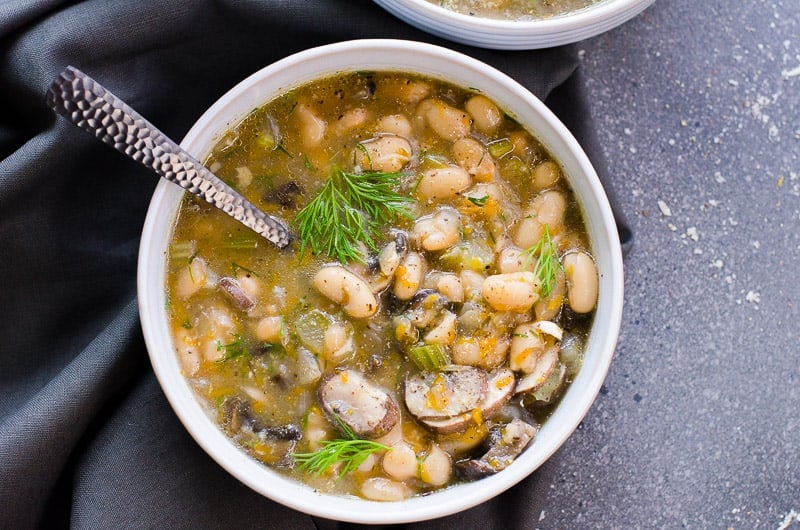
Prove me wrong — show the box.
[427,0,603,20]
[166,72,598,500]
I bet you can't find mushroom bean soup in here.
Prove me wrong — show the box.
[427,0,602,20]
[166,72,598,500]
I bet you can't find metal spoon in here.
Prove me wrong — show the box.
[46,66,292,249]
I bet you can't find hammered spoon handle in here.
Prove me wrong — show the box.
[46,66,292,249]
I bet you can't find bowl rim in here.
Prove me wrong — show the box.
[138,38,624,523]
[373,0,655,50]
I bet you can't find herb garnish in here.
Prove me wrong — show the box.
[293,167,413,263]
[216,335,247,361]
[523,225,562,297]
[467,195,489,207]
[291,415,388,479]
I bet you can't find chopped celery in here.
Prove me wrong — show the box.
[487,138,514,159]
[256,132,275,151]
[170,240,196,261]
[407,343,451,371]
[500,155,530,180]
[419,153,450,170]
[559,334,584,377]
[222,237,258,250]
[295,309,335,354]
[530,363,566,404]
[438,241,493,272]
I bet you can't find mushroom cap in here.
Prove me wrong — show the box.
[318,369,400,438]
[408,368,516,434]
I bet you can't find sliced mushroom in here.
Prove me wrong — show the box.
[218,276,256,312]
[416,368,514,434]
[419,411,479,435]
[263,181,303,208]
[366,232,409,293]
[423,310,457,345]
[455,418,537,480]
[509,320,563,374]
[379,232,409,276]
[515,344,559,395]
[402,289,449,329]
[404,366,487,420]
[220,397,301,467]
[318,369,400,438]
[481,368,516,416]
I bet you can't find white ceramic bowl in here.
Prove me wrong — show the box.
[138,39,623,524]
[374,0,654,50]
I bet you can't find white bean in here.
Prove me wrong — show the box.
[304,408,331,451]
[509,322,546,373]
[331,108,368,136]
[452,137,497,183]
[293,103,327,148]
[534,268,566,320]
[356,135,412,173]
[434,273,465,303]
[174,328,200,376]
[393,252,424,301]
[465,95,501,134]
[531,160,561,191]
[236,273,260,300]
[452,336,507,370]
[322,321,354,363]
[361,477,413,502]
[419,444,452,487]
[375,420,403,447]
[417,98,471,141]
[390,80,431,104]
[424,311,457,345]
[175,257,210,299]
[482,272,539,313]
[459,270,486,301]
[381,441,418,481]
[416,166,471,201]
[564,251,598,313]
[412,208,462,251]
[512,215,545,250]
[531,190,566,229]
[357,453,378,473]
[200,307,236,362]
[508,130,530,157]
[253,316,284,344]
[313,266,379,318]
[496,246,532,274]
[375,114,412,137]
[452,337,481,366]
[234,166,253,187]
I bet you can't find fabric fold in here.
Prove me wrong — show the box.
[0,1,630,527]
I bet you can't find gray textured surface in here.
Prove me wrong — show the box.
[539,0,800,527]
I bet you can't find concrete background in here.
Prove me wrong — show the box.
[538,0,799,527]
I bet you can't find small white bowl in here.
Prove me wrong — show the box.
[374,0,654,50]
[138,39,624,524]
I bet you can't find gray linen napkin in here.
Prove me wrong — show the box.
[0,1,630,528]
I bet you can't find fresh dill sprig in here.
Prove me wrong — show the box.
[523,225,562,297]
[293,167,413,263]
[291,415,388,480]
[216,335,247,361]
[467,195,489,207]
